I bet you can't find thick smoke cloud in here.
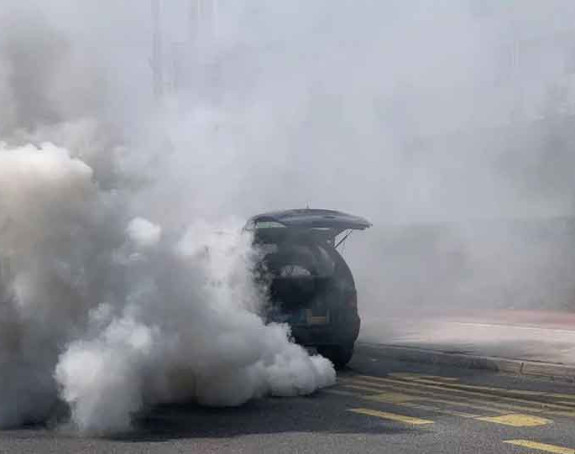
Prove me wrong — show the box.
[0,0,336,434]
[0,141,334,433]
[1,0,575,433]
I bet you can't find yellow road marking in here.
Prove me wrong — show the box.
[504,440,575,454]
[327,387,479,418]
[476,414,552,427]
[331,377,563,429]
[344,381,515,413]
[341,380,573,419]
[330,384,551,426]
[418,381,546,397]
[357,375,550,402]
[348,408,434,425]
[324,389,358,397]
[402,377,573,402]
[349,376,575,415]
[402,403,478,418]
[389,373,550,397]
[389,372,459,382]
[354,373,575,403]
[552,394,575,401]
[370,397,480,418]
[366,392,418,404]
[345,383,510,414]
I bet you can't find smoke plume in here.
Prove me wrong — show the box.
[0,140,335,433]
[0,1,337,434]
[2,0,575,433]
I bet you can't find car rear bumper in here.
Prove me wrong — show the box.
[289,313,361,347]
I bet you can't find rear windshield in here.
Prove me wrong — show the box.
[262,243,336,278]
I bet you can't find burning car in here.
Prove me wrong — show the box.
[245,209,371,367]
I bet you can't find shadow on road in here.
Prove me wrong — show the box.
[106,388,413,443]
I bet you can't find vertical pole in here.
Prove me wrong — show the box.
[190,0,216,46]
[189,0,198,43]
[152,0,164,102]
[212,0,218,39]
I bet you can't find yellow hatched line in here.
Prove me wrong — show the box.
[412,379,547,397]
[504,440,575,454]
[389,372,459,382]
[340,380,575,419]
[476,414,551,427]
[344,383,511,415]
[383,400,479,419]
[551,394,575,401]
[341,385,551,427]
[348,408,434,425]
[390,373,575,405]
[333,384,553,427]
[356,375,574,410]
[329,385,553,427]
[389,373,546,396]
[365,389,551,426]
[397,377,575,406]
[326,388,479,418]
[351,375,575,414]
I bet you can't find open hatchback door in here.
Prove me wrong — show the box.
[246,208,371,368]
[246,208,371,235]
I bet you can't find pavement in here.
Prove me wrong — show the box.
[359,309,575,381]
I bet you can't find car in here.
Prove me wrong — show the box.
[245,208,371,367]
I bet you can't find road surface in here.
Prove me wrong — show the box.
[1,344,574,453]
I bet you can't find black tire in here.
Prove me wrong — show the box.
[317,344,355,369]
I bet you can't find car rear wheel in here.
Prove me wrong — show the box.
[317,344,354,369]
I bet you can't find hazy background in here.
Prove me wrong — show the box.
[3,1,575,336]
[144,1,575,317]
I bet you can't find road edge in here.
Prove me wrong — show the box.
[357,342,575,383]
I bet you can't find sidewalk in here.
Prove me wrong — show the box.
[358,309,575,377]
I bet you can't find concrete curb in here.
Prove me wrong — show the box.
[358,342,575,383]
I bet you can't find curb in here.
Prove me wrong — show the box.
[358,342,575,383]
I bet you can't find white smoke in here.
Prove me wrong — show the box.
[0,0,344,434]
[0,141,335,433]
[3,0,575,435]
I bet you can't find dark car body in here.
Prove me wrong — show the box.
[245,209,371,367]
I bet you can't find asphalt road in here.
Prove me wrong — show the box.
[2,344,575,453]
